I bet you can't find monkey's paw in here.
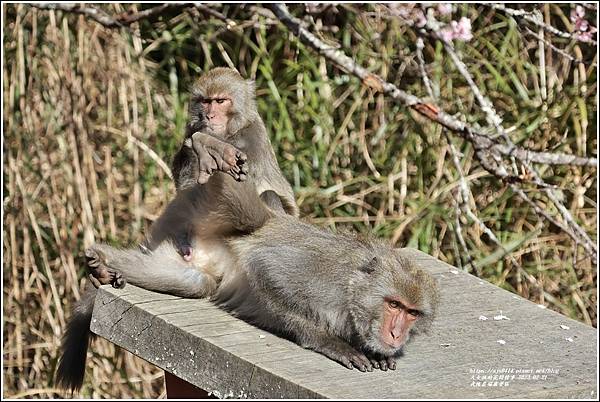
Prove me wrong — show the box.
[367,355,397,371]
[338,350,374,372]
[190,132,249,183]
[85,247,126,289]
[210,143,248,182]
[318,344,373,372]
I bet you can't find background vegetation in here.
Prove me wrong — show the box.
[3,3,597,398]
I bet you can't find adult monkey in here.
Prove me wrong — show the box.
[83,176,440,373]
[56,67,298,391]
[152,67,298,260]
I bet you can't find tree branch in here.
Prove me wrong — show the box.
[269,3,597,265]
[488,3,597,46]
[29,3,126,28]
[268,4,597,169]
[29,3,195,28]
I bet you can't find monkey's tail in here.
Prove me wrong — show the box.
[55,286,96,393]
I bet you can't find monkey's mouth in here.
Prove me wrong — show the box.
[208,123,226,132]
[381,334,408,350]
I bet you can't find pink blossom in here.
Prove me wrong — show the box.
[569,4,597,42]
[576,25,598,42]
[439,17,473,42]
[415,9,427,28]
[570,5,585,23]
[455,17,473,41]
[437,4,453,16]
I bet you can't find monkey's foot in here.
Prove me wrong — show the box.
[85,247,126,289]
[190,132,248,183]
[205,142,248,182]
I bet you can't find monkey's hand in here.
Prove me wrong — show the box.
[85,246,126,289]
[365,352,398,371]
[188,132,248,184]
[308,337,374,372]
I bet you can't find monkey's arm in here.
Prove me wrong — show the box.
[275,312,374,372]
[189,132,248,183]
[172,144,200,191]
[172,132,248,190]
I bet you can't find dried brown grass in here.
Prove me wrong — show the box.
[3,4,173,398]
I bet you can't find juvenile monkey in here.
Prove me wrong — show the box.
[56,68,298,391]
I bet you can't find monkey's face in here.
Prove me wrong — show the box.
[189,67,257,138]
[351,250,439,357]
[200,95,232,137]
[378,297,420,349]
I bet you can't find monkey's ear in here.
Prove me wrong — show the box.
[359,256,378,274]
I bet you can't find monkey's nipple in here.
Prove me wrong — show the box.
[179,245,193,262]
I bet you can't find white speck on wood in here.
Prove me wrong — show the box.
[560,325,570,330]
[497,340,506,345]
[479,315,488,321]
[494,311,510,320]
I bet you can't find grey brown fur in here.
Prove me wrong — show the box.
[77,176,439,376]
[222,215,440,371]
[56,68,439,391]
[171,68,297,216]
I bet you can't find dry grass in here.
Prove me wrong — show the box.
[3,4,173,398]
[2,3,597,399]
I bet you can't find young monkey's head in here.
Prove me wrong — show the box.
[188,67,259,137]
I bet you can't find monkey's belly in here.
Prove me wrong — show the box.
[189,239,236,283]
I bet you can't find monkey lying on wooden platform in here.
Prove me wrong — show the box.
[57,173,439,390]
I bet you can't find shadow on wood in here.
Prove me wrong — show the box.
[164,371,215,399]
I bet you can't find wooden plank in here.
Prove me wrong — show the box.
[90,248,597,399]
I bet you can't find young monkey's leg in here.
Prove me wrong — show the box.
[188,132,249,184]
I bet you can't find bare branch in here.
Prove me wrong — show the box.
[118,4,191,25]
[489,3,597,46]
[524,27,588,65]
[419,7,598,265]
[269,4,597,265]
[268,4,597,170]
[29,3,195,28]
[29,3,125,28]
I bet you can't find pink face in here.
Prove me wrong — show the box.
[201,94,232,136]
[379,296,420,349]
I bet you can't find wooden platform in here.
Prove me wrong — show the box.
[90,248,597,398]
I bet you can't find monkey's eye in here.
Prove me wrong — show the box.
[388,300,401,309]
[407,309,421,317]
[215,99,226,104]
